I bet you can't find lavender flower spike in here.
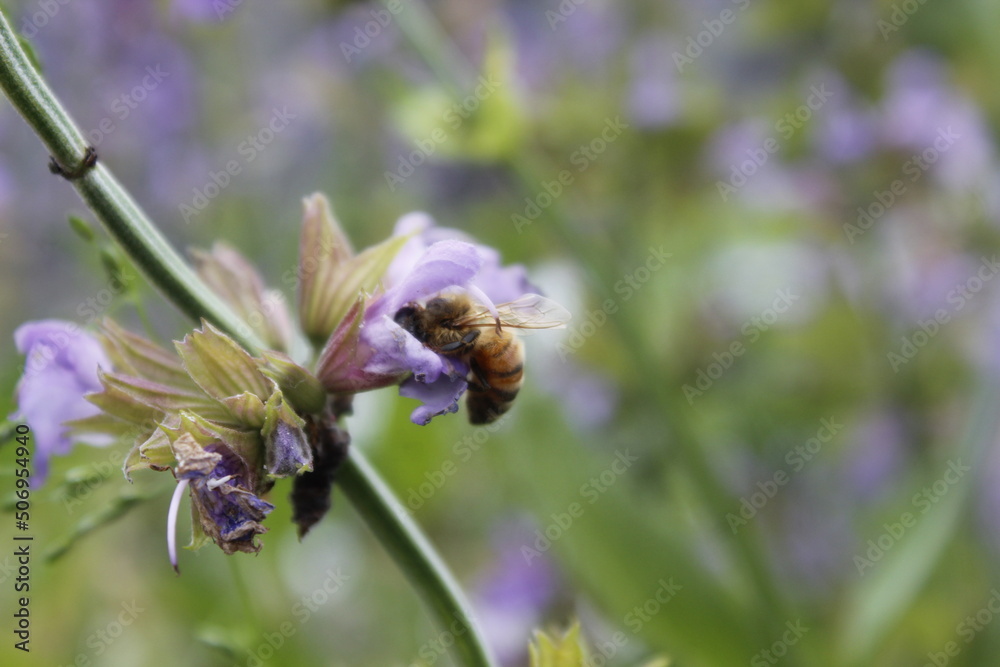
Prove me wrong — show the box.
[13,320,113,486]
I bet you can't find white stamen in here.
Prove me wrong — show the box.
[167,478,189,574]
[206,475,234,490]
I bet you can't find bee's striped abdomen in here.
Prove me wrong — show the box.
[466,333,524,424]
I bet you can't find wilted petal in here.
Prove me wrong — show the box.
[172,434,273,558]
[13,320,113,486]
[291,415,350,538]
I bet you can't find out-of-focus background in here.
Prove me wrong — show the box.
[3,0,1000,665]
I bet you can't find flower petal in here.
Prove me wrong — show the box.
[376,240,483,317]
[13,320,112,486]
[399,374,468,425]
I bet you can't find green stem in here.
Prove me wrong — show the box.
[0,11,495,667]
[338,449,493,667]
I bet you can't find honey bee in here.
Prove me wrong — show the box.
[394,292,571,424]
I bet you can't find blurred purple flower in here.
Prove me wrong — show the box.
[472,521,559,665]
[880,50,995,190]
[812,75,878,164]
[976,439,1000,554]
[504,2,622,91]
[534,359,618,431]
[842,410,906,502]
[775,479,856,592]
[706,119,836,211]
[319,213,538,424]
[705,118,772,174]
[627,33,681,129]
[172,0,226,23]
[12,320,113,486]
[877,227,978,324]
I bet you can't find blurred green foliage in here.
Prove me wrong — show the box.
[3,0,1000,666]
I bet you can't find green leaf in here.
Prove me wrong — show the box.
[297,192,355,346]
[835,377,1000,666]
[68,214,95,242]
[123,425,175,480]
[529,623,587,667]
[168,411,262,457]
[506,412,759,666]
[221,391,267,428]
[64,412,135,438]
[86,371,166,425]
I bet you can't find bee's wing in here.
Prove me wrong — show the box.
[454,294,571,330]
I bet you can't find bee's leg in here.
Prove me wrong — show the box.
[439,329,480,353]
[467,357,491,392]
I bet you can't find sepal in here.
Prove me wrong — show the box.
[262,392,312,478]
[191,243,294,352]
[297,192,410,347]
[174,320,273,420]
[99,319,197,390]
[259,351,326,414]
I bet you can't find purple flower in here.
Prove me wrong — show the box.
[13,320,113,486]
[472,521,559,665]
[385,213,537,303]
[318,213,538,425]
[171,0,226,23]
[534,360,618,431]
[811,75,878,164]
[879,50,996,191]
[627,33,681,129]
[842,411,905,502]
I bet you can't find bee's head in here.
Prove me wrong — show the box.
[393,304,426,341]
